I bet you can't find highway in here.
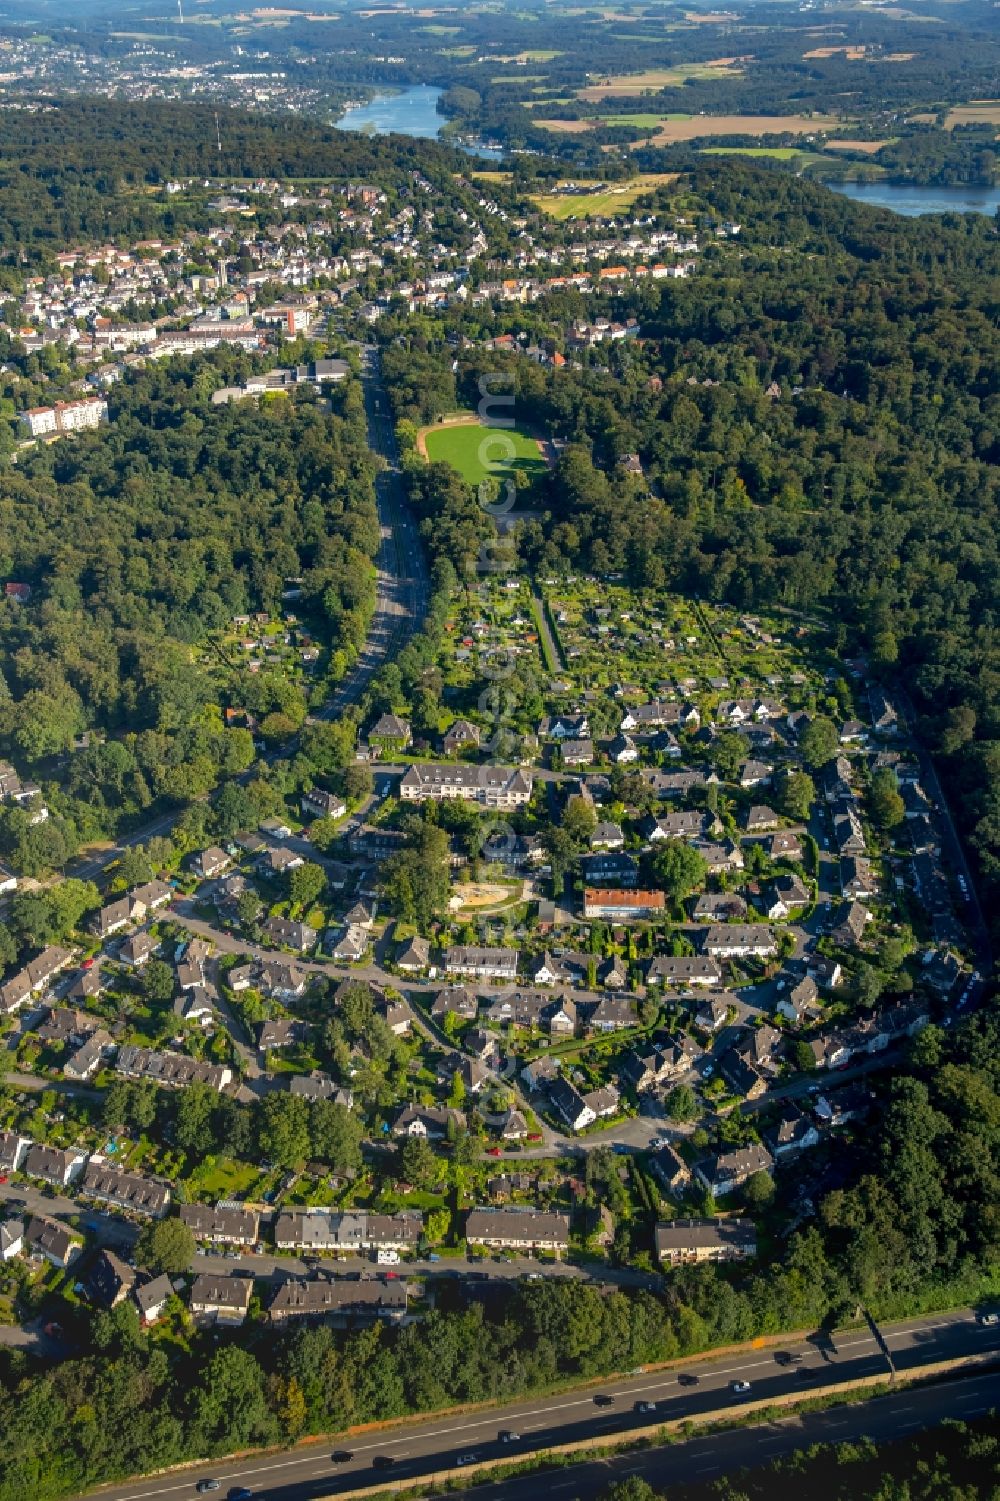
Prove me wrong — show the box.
[79,1308,1000,1501]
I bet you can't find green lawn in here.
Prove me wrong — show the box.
[186,1156,262,1201]
[423,420,548,487]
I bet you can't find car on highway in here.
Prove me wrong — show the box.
[499,1431,520,1443]
[730,1380,752,1395]
[593,1394,615,1407]
[774,1351,803,1366]
[456,1453,478,1466]
[635,1401,657,1415]
[228,1489,254,1500]
[195,1483,221,1494]
[977,1312,999,1326]
[372,1455,397,1470]
[676,1373,700,1387]
[331,1450,354,1463]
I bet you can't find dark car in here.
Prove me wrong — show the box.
[593,1394,615,1407]
[229,1489,254,1500]
[372,1455,397,1470]
[331,1451,354,1463]
[774,1350,803,1366]
[677,1373,700,1387]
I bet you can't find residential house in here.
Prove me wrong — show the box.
[765,1107,821,1158]
[289,1073,352,1107]
[465,1207,570,1254]
[400,763,532,809]
[257,845,305,876]
[591,822,625,850]
[396,935,430,972]
[588,996,638,1032]
[134,1273,174,1324]
[584,888,665,921]
[703,925,776,959]
[269,1277,407,1325]
[443,719,481,755]
[392,1105,466,1140]
[120,931,159,968]
[116,1046,231,1092]
[0,1220,24,1262]
[641,812,708,842]
[179,1204,260,1246]
[695,993,732,1032]
[743,805,780,832]
[262,916,319,952]
[80,1161,171,1218]
[561,738,594,768]
[193,846,231,880]
[301,787,346,821]
[257,1018,310,1052]
[841,856,878,901]
[718,1051,766,1100]
[257,960,308,1000]
[0,1131,29,1174]
[445,945,518,981]
[647,955,723,987]
[430,986,478,1022]
[24,1215,82,1268]
[328,924,369,963]
[649,1145,691,1195]
[64,1028,113,1081]
[190,1274,254,1326]
[696,1143,773,1196]
[655,1217,757,1266]
[581,852,639,887]
[691,892,748,922]
[24,1144,88,1187]
[548,1077,596,1132]
[369,713,412,750]
[768,830,803,862]
[831,900,870,948]
[86,1249,136,1309]
[761,875,810,920]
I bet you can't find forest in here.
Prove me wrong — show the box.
[385,161,1000,932]
[0,356,379,870]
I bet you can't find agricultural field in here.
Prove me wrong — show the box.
[577,58,744,98]
[529,171,677,217]
[700,146,831,171]
[628,113,846,146]
[944,100,1000,128]
[421,416,549,486]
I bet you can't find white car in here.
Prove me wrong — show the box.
[730,1380,752,1395]
[456,1454,478,1466]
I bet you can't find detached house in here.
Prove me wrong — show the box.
[696,1143,773,1196]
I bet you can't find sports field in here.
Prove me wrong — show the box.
[422,418,548,486]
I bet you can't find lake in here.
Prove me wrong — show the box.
[337,83,504,160]
[828,180,1000,217]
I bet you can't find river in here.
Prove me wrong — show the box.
[337,84,504,159]
[828,180,1000,217]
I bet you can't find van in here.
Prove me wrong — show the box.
[377,1248,400,1265]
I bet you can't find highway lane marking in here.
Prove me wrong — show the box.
[98,1327,995,1499]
